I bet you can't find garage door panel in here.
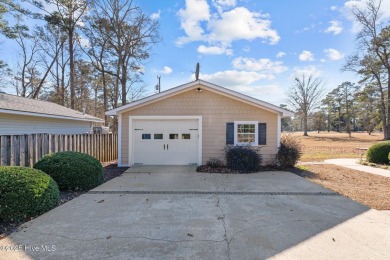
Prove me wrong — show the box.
[133,119,199,165]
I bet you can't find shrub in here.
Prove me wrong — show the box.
[0,166,59,222]
[277,134,302,168]
[206,158,224,168]
[225,145,262,173]
[366,141,390,164]
[34,151,103,191]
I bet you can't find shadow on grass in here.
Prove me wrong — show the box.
[307,135,378,143]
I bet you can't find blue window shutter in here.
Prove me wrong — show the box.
[258,123,266,145]
[226,122,234,145]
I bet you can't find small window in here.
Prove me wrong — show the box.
[154,134,163,140]
[169,134,179,139]
[142,134,151,140]
[234,121,258,145]
[182,134,191,139]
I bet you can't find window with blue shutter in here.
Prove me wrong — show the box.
[227,121,266,146]
[258,123,266,145]
[226,122,234,145]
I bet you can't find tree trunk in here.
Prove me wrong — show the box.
[121,64,127,105]
[338,107,341,132]
[69,29,75,109]
[101,69,108,126]
[386,70,390,140]
[303,112,308,136]
[327,113,330,132]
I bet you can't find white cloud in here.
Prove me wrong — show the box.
[330,5,338,11]
[229,84,283,96]
[325,20,343,35]
[78,35,90,47]
[324,48,344,61]
[344,0,390,33]
[299,50,314,61]
[177,0,210,45]
[292,65,321,77]
[276,51,286,58]
[200,70,271,86]
[197,45,233,55]
[208,7,280,45]
[242,46,250,52]
[151,10,161,20]
[232,57,288,74]
[160,66,173,74]
[212,0,237,11]
[177,1,280,49]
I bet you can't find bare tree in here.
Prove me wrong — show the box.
[347,0,390,139]
[12,22,64,98]
[286,74,325,136]
[89,0,159,106]
[82,14,113,124]
[0,60,11,91]
[37,24,68,105]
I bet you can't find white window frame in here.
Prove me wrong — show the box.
[234,121,258,146]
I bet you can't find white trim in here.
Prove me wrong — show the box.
[128,116,202,166]
[277,114,281,149]
[106,80,294,117]
[234,121,258,146]
[117,114,123,167]
[0,109,104,123]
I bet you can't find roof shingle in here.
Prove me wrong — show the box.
[0,93,103,122]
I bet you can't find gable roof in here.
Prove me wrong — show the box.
[106,80,294,117]
[0,93,104,122]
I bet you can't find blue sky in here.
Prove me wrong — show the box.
[138,0,390,107]
[2,0,390,107]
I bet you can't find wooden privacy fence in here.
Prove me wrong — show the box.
[0,133,118,167]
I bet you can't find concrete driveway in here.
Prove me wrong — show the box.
[1,166,389,260]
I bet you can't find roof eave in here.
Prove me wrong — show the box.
[0,109,104,123]
[105,79,294,117]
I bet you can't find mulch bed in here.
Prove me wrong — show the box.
[0,162,128,240]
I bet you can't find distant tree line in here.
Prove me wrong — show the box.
[284,0,390,139]
[0,0,160,131]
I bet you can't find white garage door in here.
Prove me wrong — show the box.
[133,119,199,165]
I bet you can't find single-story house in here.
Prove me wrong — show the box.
[0,93,104,135]
[106,80,293,167]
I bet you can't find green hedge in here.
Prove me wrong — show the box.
[0,166,59,222]
[366,141,390,164]
[225,145,262,173]
[34,152,103,191]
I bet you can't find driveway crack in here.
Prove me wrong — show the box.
[216,196,231,260]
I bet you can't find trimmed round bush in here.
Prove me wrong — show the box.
[366,141,390,164]
[34,152,103,191]
[277,134,302,168]
[0,166,59,222]
[225,145,262,173]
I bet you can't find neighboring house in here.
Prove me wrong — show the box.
[0,93,104,135]
[106,80,293,167]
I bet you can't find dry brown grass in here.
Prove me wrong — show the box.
[289,131,384,162]
[293,164,390,210]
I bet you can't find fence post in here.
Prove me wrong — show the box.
[19,135,26,167]
[0,136,8,166]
